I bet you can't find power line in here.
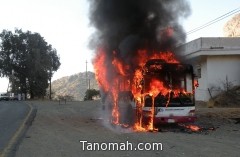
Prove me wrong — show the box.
[186,6,240,36]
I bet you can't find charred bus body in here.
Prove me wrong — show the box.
[101,59,197,127]
[134,59,197,125]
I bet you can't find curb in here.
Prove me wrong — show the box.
[0,102,37,157]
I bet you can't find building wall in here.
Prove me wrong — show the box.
[195,57,208,101]
[177,37,240,60]
[178,38,202,56]
[196,55,240,101]
[207,55,240,92]
[201,38,240,49]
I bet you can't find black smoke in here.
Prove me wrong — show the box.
[88,0,191,127]
[89,0,191,81]
[89,0,190,58]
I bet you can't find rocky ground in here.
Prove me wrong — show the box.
[14,100,240,157]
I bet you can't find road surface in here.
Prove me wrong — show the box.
[0,101,30,155]
[15,100,240,157]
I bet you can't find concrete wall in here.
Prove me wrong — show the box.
[195,57,208,101]
[207,55,240,91]
[178,38,202,56]
[177,37,240,59]
[201,37,240,49]
[195,55,240,101]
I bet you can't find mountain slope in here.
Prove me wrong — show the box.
[51,72,99,101]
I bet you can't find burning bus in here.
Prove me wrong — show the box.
[99,52,197,131]
[133,59,196,128]
[89,0,193,131]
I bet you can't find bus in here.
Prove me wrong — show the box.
[133,59,197,125]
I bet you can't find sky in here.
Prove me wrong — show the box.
[0,0,239,92]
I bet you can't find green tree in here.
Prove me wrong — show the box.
[84,89,100,101]
[0,29,60,98]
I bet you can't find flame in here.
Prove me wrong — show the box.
[93,48,110,92]
[93,46,184,132]
[93,49,121,125]
[148,96,155,131]
[111,81,119,124]
[194,79,199,89]
[188,125,201,132]
[149,79,169,97]
[164,27,174,37]
[136,50,178,67]
[183,124,201,132]
[133,51,180,132]
[112,51,129,76]
[150,51,179,63]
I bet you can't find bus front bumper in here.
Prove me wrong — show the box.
[142,116,197,124]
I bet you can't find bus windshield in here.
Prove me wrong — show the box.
[143,64,194,107]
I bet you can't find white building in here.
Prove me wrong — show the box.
[177,37,240,101]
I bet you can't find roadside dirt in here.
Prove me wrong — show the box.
[15,100,240,157]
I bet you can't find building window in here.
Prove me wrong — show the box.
[197,67,201,78]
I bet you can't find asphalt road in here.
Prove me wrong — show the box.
[0,101,30,154]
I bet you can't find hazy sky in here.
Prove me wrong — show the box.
[0,0,239,92]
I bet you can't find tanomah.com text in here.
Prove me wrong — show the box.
[79,140,163,151]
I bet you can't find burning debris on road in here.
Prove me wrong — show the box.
[153,123,217,134]
[177,123,216,134]
[89,0,193,131]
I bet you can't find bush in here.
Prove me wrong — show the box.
[84,89,100,101]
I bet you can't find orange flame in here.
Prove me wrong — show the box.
[189,125,201,132]
[93,47,183,132]
[111,84,119,124]
[149,79,169,97]
[93,48,110,92]
[112,51,129,76]
[186,124,201,132]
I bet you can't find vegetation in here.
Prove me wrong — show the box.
[213,86,240,107]
[56,94,74,101]
[224,13,240,37]
[84,89,100,101]
[0,29,60,98]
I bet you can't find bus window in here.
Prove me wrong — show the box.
[144,96,152,107]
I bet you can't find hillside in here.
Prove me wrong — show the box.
[51,72,99,101]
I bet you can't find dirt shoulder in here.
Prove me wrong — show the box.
[15,100,240,157]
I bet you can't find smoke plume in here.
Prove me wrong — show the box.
[89,0,190,82]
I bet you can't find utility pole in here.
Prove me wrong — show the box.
[86,60,88,89]
[49,69,52,100]
[88,78,91,89]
